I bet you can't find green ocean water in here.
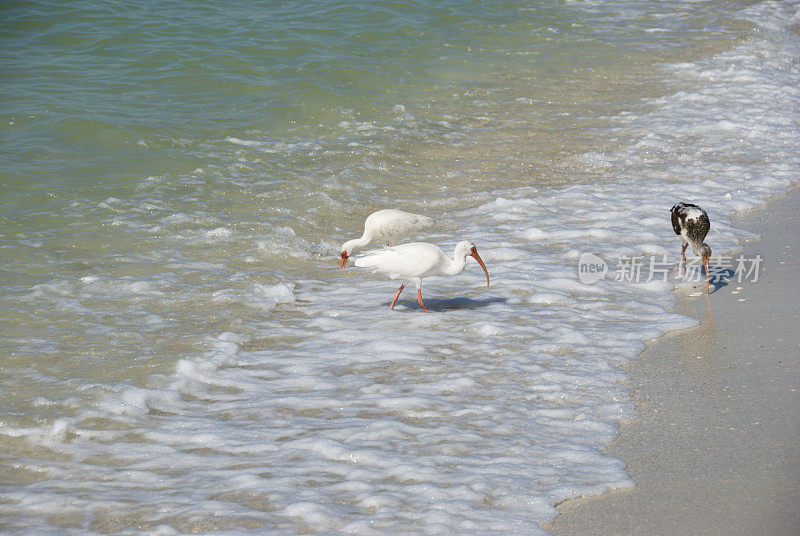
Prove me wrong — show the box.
[1,0,751,296]
[2,0,750,201]
[0,0,751,389]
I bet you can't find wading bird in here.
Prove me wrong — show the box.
[340,209,435,268]
[670,202,712,296]
[354,241,489,312]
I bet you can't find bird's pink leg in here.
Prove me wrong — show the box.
[389,284,405,310]
[417,289,429,312]
[672,243,689,276]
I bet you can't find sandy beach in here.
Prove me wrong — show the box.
[548,188,800,535]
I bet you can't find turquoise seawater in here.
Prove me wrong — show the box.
[2,0,799,534]
[2,0,750,201]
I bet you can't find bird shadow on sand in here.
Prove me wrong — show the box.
[393,296,508,312]
[708,268,737,293]
[675,268,735,294]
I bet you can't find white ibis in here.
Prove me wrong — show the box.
[670,202,712,296]
[353,241,490,312]
[340,209,435,268]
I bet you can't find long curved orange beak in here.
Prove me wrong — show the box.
[340,251,349,269]
[469,246,490,287]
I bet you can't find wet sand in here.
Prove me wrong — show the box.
[548,188,800,536]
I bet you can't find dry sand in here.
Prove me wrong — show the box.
[548,189,800,536]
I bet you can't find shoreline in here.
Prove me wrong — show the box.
[547,187,800,536]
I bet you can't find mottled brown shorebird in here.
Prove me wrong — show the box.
[671,202,712,296]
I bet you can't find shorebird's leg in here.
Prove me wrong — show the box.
[417,289,429,312]
[679,243,688,275]
[671,243,689,275]
[389,284,405,310]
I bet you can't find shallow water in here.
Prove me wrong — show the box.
[1,0,799,534]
